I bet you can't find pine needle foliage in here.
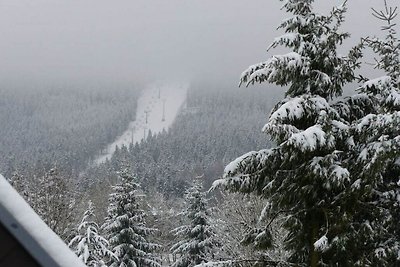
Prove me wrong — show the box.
[69,201,116,266]
[214,1,365,266]
[171,179,218,267]
[104,168,161,267]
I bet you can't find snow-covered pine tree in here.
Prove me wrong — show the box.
[346,1,400,265]
[171,178,217,267]
[213,1,363,266]
[362,1,400,112]
[104,168,160,267]
[69,201,116,266]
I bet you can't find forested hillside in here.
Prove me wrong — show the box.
[76,83,283,264]
[2,0,400,266]
[0,86,140,177]
[5,81,282,253]
[84,83,282,199]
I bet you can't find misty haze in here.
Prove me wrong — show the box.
[0,0,399,266]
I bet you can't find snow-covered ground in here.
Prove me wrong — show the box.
[94,83,188,165]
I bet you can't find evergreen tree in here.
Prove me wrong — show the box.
[104,168,160,267]
[213,1,363,266]
[171,178,217,267]
[69,201,116,266]
[345,1,400,265]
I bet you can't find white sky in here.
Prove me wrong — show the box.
[0,0,397,88]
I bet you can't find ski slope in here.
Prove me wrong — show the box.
[94,83,188,165]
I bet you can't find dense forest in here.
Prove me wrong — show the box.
[5,81,283,265]
[0,85,140,177]
[84,83,281,198]
[2,0,400,266]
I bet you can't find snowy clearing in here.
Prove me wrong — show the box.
[94,83,188,165]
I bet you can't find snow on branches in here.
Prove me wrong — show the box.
[69,201,116,267]
[240,0,360,99]
[171,179,218,267]
[103,168,161,267]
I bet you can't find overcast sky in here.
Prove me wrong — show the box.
[0,0,397,88]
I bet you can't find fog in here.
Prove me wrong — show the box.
[0,0,397,88]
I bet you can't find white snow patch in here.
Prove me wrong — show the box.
[94,83,188,164]
[266,96,330,126]
[242,52,306,85]
[356,114,375,131]
[314,235,328,252]
[386,89,400,106]
[363,76,391,89]
[272,33,299,46]
[194,261,232,267]
[269,97,306,123]
[332,120,349,131]
[223,151,257,175]
[259,202,272,223]
[351,179,362,190]
[375,247,387,258]
[287,124,329,151]
[331,165,350,184]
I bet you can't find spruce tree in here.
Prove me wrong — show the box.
[345,1,400,265]
[171,179,217,267]
[104,168,160,267]
[213,1,362,266]
[69,201,116,266]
